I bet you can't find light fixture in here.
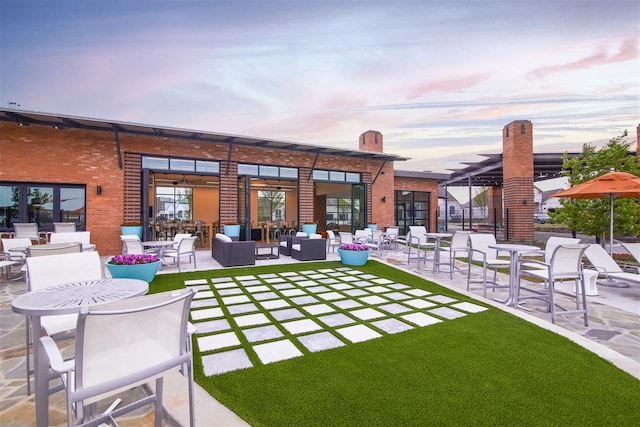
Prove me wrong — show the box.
[96,185,102,195]
[381,196,386,203]
[523,199,528,205]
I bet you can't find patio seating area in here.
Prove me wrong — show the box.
[1,233,638,426]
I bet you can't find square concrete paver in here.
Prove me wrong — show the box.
[404,299,437,309]
[195,319,231,334]
[372,318,414,334]
[350,307,386,320]
[191,307,224,320]
[304,303,335,315]
[260,299,290,309]
[282,318,323,334]
[401,312,442,327]
[222,295,251,305]
[197,331,241,351]
[427,295,458,304]
[378,303,413,315]
[337,324,382,343]
[202,348,253,376]
[271,308,305,321]
[318,313,355,327]
[451,302,488,313]
[227,303,259,314]
[234,312,271,327]
[428,307,467,320]
[253,340,303,364]
[333,299,363,310]
[243,325,284,343]
[298,331,346,352]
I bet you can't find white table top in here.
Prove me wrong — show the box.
[142,240,177,247]
[11,278,148,316]
[425,233,453,238]
[489,243,541,253]
[9,242,96,252]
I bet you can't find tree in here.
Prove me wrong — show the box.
[552,131,640,242]
[473,187,488,219]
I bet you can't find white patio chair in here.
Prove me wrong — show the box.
[1,237,32,280]
[521,236,579,268]
[518,243,590,326]
[27,242,82,257]
[440,230,472,278]
[354,229,370,243]
[339,232,354,244]
[584,243,640,285]
[53,222,76,233]
[172,233,192,249]
[407,226,435,267]
[25,251,103,395]
[384,227,399,249]
[326,230,339,252]
[121,235,154,255]
[13,223,46,244]
[466,233,510,298]
[164,236,197,272]
[40,288,196,427]
[50,231,91,245]
[620,242,640,267]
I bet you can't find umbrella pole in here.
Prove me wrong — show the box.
[609,194,614,256]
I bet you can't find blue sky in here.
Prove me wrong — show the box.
[1,0,638,173]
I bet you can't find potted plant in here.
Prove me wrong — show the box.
[121,222,143,240]
[302,222,317,235]
[337,243,371,266]
[105,253,161,283]
[223,221,241,237]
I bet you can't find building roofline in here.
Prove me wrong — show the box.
[0,108,410,163]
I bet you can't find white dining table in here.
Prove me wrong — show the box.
[489,243,541,308]
[11,278,149,427]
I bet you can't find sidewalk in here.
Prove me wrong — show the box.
[1,244,638,426]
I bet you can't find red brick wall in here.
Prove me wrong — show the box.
[3,122,423,253]
[502,120,534,242]
[394,176,439,232]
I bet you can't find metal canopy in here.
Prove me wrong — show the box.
[443,152,583,187]
[0,108,409,163]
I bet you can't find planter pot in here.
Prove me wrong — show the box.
[105,260,161,283]
[121,225,143,240]
[223,224,241,237]
[337,248,371,266]
[367,224,378,230]
[302,223,317,235]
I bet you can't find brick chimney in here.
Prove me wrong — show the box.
[502,120,534,242]
[359,130,383,152]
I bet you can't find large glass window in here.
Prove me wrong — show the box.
[0,183,86,232]
[156,187,193,221]
[257,190,286,222]
[395,190,431,235]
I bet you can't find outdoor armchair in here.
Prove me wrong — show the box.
[49,231,91,245]
[326,230,339,252]
[40,288,196,427]
[53,222,77,233]
[212,233,256,267]
[439,230,472,278]
[518,243,590,326]
[13,223,46,244]
[291,236,327,261]
[407,226,435,266]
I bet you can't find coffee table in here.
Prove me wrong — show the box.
[255,242,279,260]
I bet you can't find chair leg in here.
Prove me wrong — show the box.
[155,377,163,427]
[26,315,32,395]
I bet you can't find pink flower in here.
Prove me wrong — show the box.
[109,254,159,265]
[339,243,370,251]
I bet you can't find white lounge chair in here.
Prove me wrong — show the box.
[584,243,640,286]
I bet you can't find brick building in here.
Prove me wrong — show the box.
[0,109,442,255]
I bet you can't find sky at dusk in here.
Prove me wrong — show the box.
[1,0,638,173]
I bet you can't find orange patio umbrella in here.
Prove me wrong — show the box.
[553,169,640,255]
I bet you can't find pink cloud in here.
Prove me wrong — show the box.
[528,38,638,79]
[406,73,490,100]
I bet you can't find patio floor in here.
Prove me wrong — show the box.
[1,242,638,426]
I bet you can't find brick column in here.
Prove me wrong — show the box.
[298,167,315,227]
[219,161,238,225]
[487,185,503,226]
[502,120,534,242]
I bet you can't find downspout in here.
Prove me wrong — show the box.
[114,127,123,169]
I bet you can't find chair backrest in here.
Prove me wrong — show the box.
[548,244,589,275]
[408,226,428,244]
[122,237,145,255]
[174,233,191,244]
[544,236,580,263]
[621,242,640,263]
[468,233,498,261]
[178,236,196,253]
[14,223,39,239]
[326,230,336,241]
[386,227,399,239]
[584,243,624,274]
[26,251,103,291]
[75,288,195,406]
[339,232,354,244]
[450,231,472,249]
[372,230,384,240]
[354,229,369,241]
[1,237,32,253]
[53,222,77,233]
[27,242,82,257]
[50,231,91,245]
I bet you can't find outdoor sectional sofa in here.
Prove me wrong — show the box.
[291,237,327,261]
[212,233,256,267]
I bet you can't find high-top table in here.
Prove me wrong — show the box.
[142,240,177,269]
[425,232,453,274]
[489,243,541,308]
[11,278,149,427]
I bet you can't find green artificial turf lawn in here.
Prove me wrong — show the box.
[151,261,640,427]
